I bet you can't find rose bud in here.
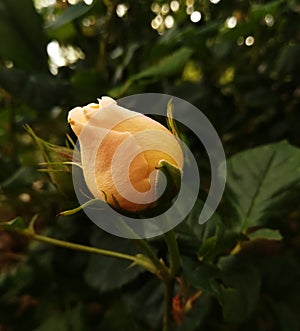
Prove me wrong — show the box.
[68,96,183,214]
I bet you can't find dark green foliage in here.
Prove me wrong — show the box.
[0,0,300,330]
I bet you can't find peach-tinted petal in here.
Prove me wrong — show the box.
[68,96,184,212]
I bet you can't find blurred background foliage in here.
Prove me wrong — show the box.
[0,0,300,330]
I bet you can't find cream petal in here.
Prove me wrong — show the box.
[97,96,117,108]
[68,106,89,136]
[78,123,154,211]
[83,101,143,131]
[131,129,184,170]
[68,106,87,125]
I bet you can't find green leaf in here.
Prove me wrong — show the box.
[0,68,69,110]
[176,198,225,257]
[0,0,48,71]
[99,301,138,331]
[84,230,143,293]
[182,256,261,324]
[1,217,27,230]
[226,141,300,232]
[276,45,300,76]
[269,300,300,331]
[122,278,164,330]
[247,228,282,241]
[110,48,193,97]
[134,47,193,80]
[45,2,94,30]
[174,292,212,331]
[197,231,245,262]
[34,314,68,331]
[33,305,85,331]
[218,255,261,324]
[181,257,223,299]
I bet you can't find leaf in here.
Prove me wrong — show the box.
[0,0,48,71]
[197,231,245,262]
[182,255,261,324]
[133,47,193,80]
[174,292,212,331]
[122,278,164,330]
[269,300,300,331]
[217,255,261,324]
[0,68,69,110]
[181,256,223,299]
[33,305,85,331]
[110,48,193,97]
[84,230,143,293]
[226,141,300,232]
[45,2,94,30]
[99,301,138,331]
[275,45,300,76]
[247,228,282,241]
[1,217,27,231]
[176,198,224,255]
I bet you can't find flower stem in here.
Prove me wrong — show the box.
[164,230,181,277]
[163,278,175,331]
[16,229,159,273]
[133,238,162,269]
[23,230,136,261]
[162,230,181,331]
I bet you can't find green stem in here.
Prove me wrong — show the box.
[162,230,181,331]
[23,230,136,262]
[163,278,174,331]
[17,229,159,273]
[134,238,162,270]
[164,230,181,277]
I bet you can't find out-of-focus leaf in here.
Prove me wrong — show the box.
[276,45,300,76]
[0,68,69,110]
[0,0,48,71]
[176,198,224,255]
[0,166,37,192]
[247,228,282,241]
[197,231,245,262]
[84,230,143,293]
[218,255,261,324]
[269,300,300,331]
[123,278,164,330]
[226,141,300,232]
[45,2,94,30]
[34,304,85,331]
[183,255,261,324]
[174,292,213,331]
[0,216,27,230]
[110,48,193,97]
[181,256,223,299]
[70,70,107,104]
[99,301,138,331]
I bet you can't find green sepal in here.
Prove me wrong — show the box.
[166,98,179,138]
[104,160,182,219]
[25,124,79,194]
[58,199,104,216]
[156,159,181,199]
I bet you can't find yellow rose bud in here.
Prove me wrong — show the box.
[68,96,183,213]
